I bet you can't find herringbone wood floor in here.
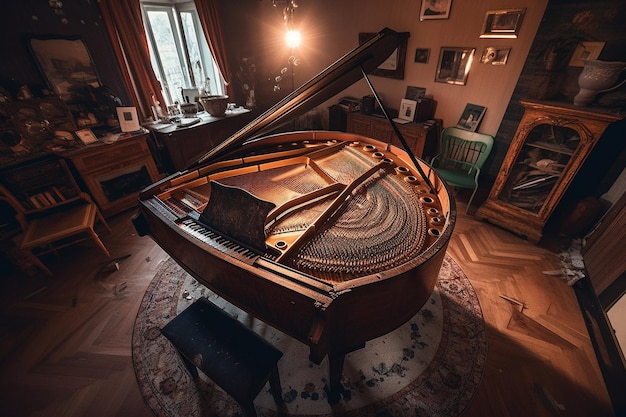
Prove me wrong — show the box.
[0,198,616,417]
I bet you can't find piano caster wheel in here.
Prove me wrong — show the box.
[324,383,345,405]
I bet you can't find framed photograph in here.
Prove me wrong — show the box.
[414,48,430,63]
[480,9,526,39]
[420,0,452,20]
[435,47,476,85]
[406,86,427,101]
[393,99,417,124]
[116,106,141,132]
[569,41,605,67]
[359,32,410,79]
[29,37,101,103]
[75,128,98,145]
[456,103,486,132]
[480,47,511,65]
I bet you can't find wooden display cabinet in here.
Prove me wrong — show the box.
[346,112,438,159]
[476,100,621,242]
[64,131,160,217]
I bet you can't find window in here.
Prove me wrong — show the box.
[141,1,223,106]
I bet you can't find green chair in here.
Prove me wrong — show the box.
[430,127,494,214]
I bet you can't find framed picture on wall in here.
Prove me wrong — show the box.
[480,9,526,39]
[359,32,410,79]
[419,0,452,20]
[29,37,101,103]
[435,47,475,85]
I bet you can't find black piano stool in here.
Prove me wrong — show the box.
[161,297,284,417]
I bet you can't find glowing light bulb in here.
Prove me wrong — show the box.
[285,30,301,48]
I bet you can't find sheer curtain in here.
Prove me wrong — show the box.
[194,0,235,100]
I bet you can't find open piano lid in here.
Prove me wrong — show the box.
[195,27,408,165]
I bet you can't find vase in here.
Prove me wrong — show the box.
[573,59,626,106]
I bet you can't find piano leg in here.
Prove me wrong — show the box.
[325,352,346,404]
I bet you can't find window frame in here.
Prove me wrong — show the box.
[140,1,223,106]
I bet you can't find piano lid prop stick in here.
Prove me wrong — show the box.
[360,65,436,195]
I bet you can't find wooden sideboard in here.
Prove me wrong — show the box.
[146,109,256,173]
[346,112,439,159]
[64,131,160,217]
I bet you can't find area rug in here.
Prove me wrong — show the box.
[132,255,487,417]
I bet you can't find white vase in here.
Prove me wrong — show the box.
[573,59,626,106]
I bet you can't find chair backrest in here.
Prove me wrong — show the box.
[434,127,494,175]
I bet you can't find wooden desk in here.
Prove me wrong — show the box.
[146,109,256,173]
[64,131,160,217]
[347,112,439,159]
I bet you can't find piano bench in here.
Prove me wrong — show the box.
[161,297,284,417]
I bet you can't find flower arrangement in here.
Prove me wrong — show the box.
[234,56,256,107]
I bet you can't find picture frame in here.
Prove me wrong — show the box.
[569,41,605,67]
[480,47,511,65]
[419,0,452,20]
[480,9,526,39]
[116,106,141,132]
[435,47,476,85]
[414,48,430,63]
[359,32,410,79]
[396,99,417,124]
[29,37,101,103]
[405,86,427,101]
[456,103,486,132]
[75,128,98,145]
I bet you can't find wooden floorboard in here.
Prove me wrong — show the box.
[0,199,618,417]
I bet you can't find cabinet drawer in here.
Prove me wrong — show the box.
[71,138,149,173]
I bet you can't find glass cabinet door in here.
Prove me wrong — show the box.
[498,123,579,213]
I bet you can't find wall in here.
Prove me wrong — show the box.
[0,0,129,105]
[220,0,548,139]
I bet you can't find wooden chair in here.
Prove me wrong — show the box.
[0,157,111,273]
[430,127,494,214]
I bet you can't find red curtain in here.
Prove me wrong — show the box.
[194,0,235,99]
[99,0,164,120]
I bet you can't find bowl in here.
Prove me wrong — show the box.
[179,102,198,116]
[200,95,229,116]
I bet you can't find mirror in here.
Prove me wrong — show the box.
[435,47,476,85]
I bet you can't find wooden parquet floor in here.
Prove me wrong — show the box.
[0,199,616,417]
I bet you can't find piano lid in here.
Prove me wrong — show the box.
[196,27,409,165]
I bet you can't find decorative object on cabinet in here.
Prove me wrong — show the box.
[456,103,486,131]
[394,99,417,124]
[64,131,160,217]
[476,100,622,243]
[435,47,475,85]
[358,32,410,79]
[0,156,111,272]
[568,42,605,67]
[346,112,439,159]
[480,47,511,65]
[0,97,80,161]
[28,37,101,103]
[430,127,494,214]
[573,60,626,106]
[479,9,526,39]
[419,0,451,20]
[414,48,430,63]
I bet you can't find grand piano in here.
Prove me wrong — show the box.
[133,27,456,403]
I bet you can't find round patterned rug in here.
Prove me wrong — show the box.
[132,255,487,417]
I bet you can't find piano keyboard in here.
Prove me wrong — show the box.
[178,218,259,265]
